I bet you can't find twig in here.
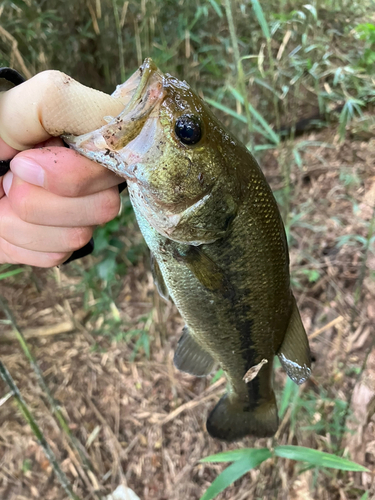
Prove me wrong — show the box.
[308,316,344,340]
[0,359,81,500]
[337,206,375,450]
[84,395,127,485]
[350,205,375,328]
[0,320,77,342]
[0,25,33,78]
[158,377,226,425]
[0,296,96,479]
[337,335,375,451]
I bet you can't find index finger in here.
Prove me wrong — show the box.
[0,70,126,151]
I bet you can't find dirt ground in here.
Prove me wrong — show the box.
[1,118,375,500]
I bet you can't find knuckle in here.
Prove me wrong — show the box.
[8,182,33,222]
[97,189,121,223]
[66,184,83,198]
[61,173,86,197]
[0,239,16,264]
[44,252,71,268]
[14,190,32,223]
[66,226,93,251]
[34,69,68,89]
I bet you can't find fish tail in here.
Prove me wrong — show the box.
[206,391,278,441]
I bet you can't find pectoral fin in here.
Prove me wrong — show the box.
[176,246,234,299]
[150,254,169,301]
[277,296,311,384]
[170,187,237,244]
[174,326,215,377]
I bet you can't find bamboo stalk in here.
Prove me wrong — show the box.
[224,0,254,151]
[112,0,126,83]
[0,297,96,482]
[0,359,81,500]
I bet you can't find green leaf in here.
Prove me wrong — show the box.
[200,450,271,500]
[228,87,280,144]
[97,256,117,281]
[207,0,222,18]
[0,268,25,280]
[251,0,270,40]
[274,446,369,472]
[205,98,246,123]
[252,144,277,152]
[201,447,270,463]
[279,376,299,419]
[303,4,317,20]
[210,368,224,384]
[293,148,303,168]
[205,98,274,138]
[299,269,320,283]
[253,77,281,98]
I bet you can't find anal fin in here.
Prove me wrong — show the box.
[277,295,311,384]
[174,326,215,377]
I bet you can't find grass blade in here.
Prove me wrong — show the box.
[279,376,299,419]
[205,98,247,123]
[228,86,280,144]
[251,0,270,40]
[200,447,270,463]
[275,445,369,472]
[210,368,224,384]
[207,0,223,18]
[0,268,25,280]
[200,450,271,500]
[0,359,81,500]
[205,97,274,137]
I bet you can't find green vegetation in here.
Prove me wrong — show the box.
[200,446,368,500]
[1,0,375,499]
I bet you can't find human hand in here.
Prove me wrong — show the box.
[0,70,126,267]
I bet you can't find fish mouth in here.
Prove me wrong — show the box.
[64,58,165,170]
[112,58,162,112]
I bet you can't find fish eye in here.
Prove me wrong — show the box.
[174,115,202,145]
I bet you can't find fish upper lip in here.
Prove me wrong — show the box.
[65,58,166,155]
[120,58,162,113]
[101,59,165,151]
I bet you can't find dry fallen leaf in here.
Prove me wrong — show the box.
[243,359,268,383]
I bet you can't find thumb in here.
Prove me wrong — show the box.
[0,70,126,151]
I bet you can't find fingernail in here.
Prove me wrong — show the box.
[11,157,45,187]
[3,171,13,196]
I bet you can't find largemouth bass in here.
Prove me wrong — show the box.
[65,59,311,441]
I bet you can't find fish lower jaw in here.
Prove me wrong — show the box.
[65,131,115,159]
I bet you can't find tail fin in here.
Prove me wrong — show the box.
[206,392,279,441]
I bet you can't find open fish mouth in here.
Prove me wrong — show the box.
[63,58,165,174]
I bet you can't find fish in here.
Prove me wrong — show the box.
[64,58,311,441]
